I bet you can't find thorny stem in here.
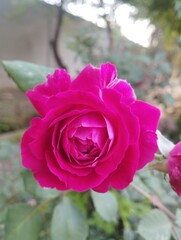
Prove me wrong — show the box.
[130,183,181,240]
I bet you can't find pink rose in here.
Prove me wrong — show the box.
[21,63,160,192]
[168,142,181,196]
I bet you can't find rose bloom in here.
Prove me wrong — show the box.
[168,142,181,196]
[21,63,160,192]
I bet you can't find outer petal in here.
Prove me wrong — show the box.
[113,80,136,104]
[21,125,68,190]
[101,62,136,104]
[100,62,117,87]
[26,69,71,116]
[111,144,139,189]
[45,148,104,192]
[21,130,41,171]
[93,89,140,180]
[131,100,160,131]
[138,130,158,169]
[71,62,119,94]
[45,90,106,116]
[71,64,101,94]
[93,144,139,192]
[21,117,49,169]
[23,118,52,161]
[33,165,68,190]
[101,88,140,145]
[131,100,160,169]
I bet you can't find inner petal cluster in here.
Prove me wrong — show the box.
[69,126,107,160]
[52,111,113,169]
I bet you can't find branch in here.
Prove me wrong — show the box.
[130,183,181,240]
[103,14,114,52]
[99,0,113,52]
[130,183,175,220]
[50,1,67,70]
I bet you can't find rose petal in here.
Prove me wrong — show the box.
[34,165,68,190]
[46,149,104,192]
[113,80,136,104]
[131,100,160,168]
[93,144,139,192]
[21,130,41,170]
[100,62,117,87]
[110,144,139,189]
[131,100,160,131]
[138,130,158,169]
[26,69,71,116]
[71,62,119,94]
[101,88,140,145]
[21,128,68,190]
[71,64,101,94]
[46,90,106,116]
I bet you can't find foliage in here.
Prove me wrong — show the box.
[22,0,181,49]
[50,197,89,240]
[2,61,54,92]
[120,0,181,48]
[68,26,172,100]
[1,139,181,240]
[138,209,172,240]
[1,61,181,240]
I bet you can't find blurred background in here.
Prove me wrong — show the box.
[0,0,181,139]
[0,1,181,239]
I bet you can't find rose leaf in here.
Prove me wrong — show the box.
[137,209,172,240]
[50,197,89,240]
[2,60,54,92]
[90,190,118,222]
[22,170,60,200]
[4,203,43,240]
[176,209,181,227]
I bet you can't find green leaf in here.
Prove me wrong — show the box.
[123,229,136,240]
[176,209,181,227]
[4,203,43,240]
[50,197,89,240]
[138,209,172,240]
[22,170,37,196]
[22,170,60,199]
[171,227,181,240]
[90,190,118,222]
[0,206,8,223]
[2,60,54,92]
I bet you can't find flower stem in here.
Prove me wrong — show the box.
[130,182,181,240]
[130,183,175,220]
